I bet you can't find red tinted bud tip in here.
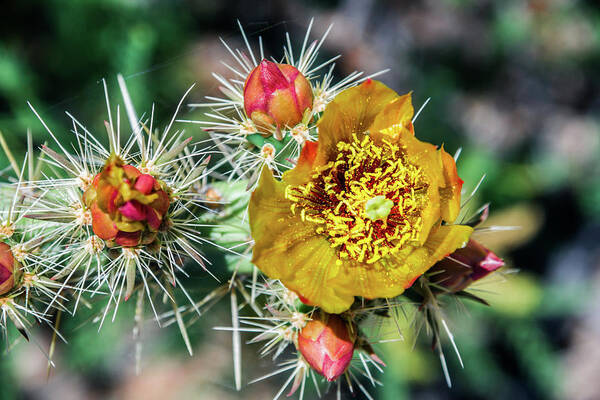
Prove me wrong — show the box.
[297,313,355,381]
[429,239,504,293]
[243,60,313,133]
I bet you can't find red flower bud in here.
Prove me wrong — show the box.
[243,60,313,132]
[429,239,504,293]
[297,313,355,381]
[83,158,170,248]
[0,243,19,295]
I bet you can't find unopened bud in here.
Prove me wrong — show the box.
[0,243,19,295]
[84,158,170,248]
[429,239,504,293]
[297,313,355,381]
[243,60,313,133]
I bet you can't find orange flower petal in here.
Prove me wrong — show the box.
[282,140,319,186]
[91,202,118,240]
[96,179,120,214]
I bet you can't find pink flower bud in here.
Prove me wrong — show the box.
[297,313,355,381]
[0,243,18,295]
[430,239,504,293]
[243,60,313,132]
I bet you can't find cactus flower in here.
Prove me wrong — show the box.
[249,80,472,313]
[0,242,18,295]
[297,313,355,381]
[83,158,170,247]
[243,60,313,133]
[429,239,504,293]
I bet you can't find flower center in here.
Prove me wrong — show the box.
[365,195,394,221]
[286,134,428,264]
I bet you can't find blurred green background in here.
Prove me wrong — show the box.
[1,0,600,399]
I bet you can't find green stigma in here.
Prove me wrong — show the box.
[365,195,394,221]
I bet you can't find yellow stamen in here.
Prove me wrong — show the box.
[285,134,428,265]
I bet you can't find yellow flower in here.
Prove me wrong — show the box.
[249,80,472,313]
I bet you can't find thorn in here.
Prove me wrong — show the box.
[370,353,386,367]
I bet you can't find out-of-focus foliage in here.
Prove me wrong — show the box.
[1,1,599,400]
